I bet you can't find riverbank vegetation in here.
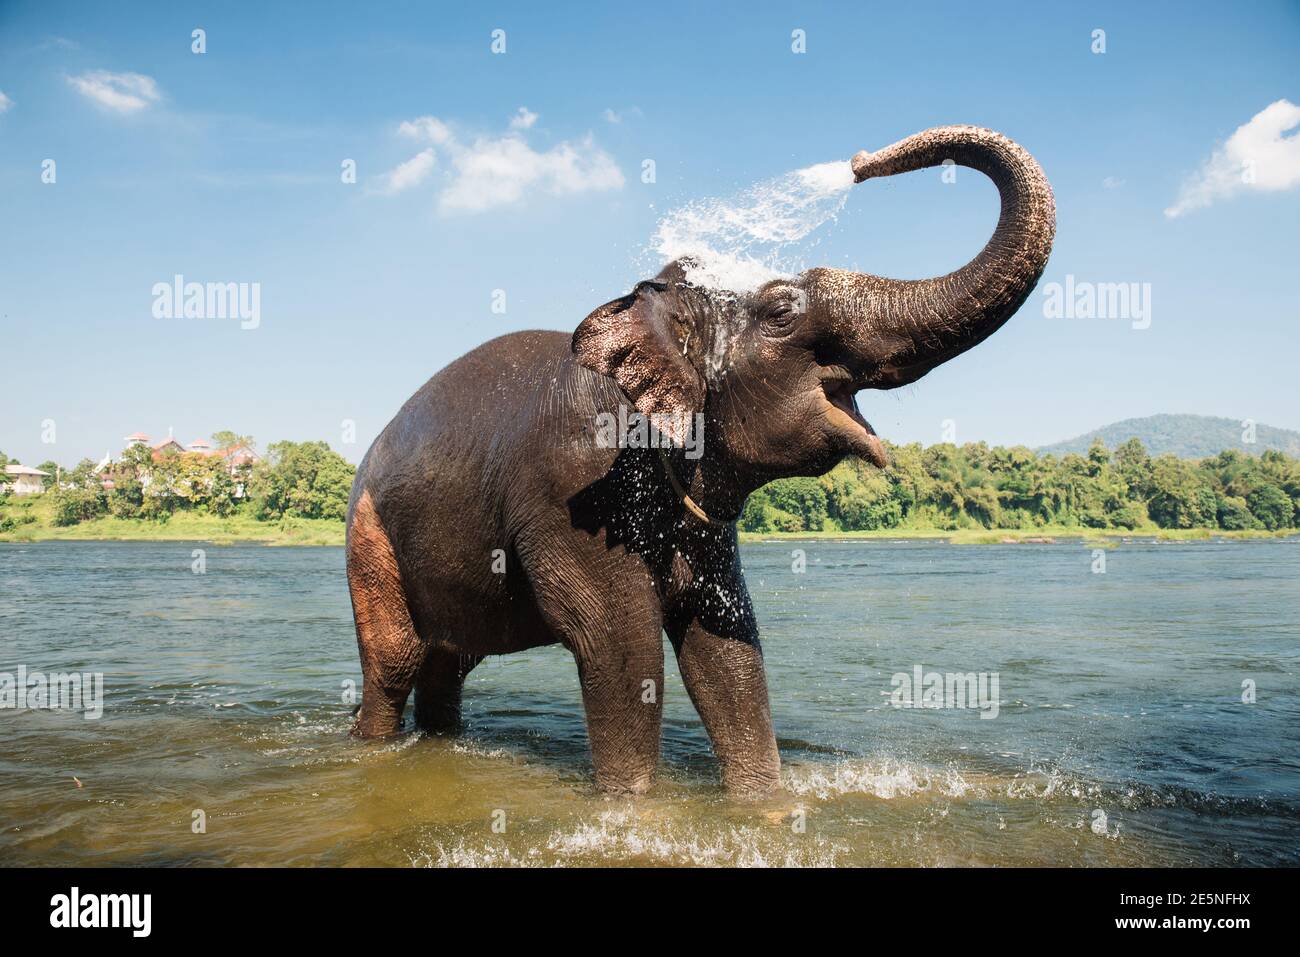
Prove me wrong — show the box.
[3,436,1298,545]
[742,438,1300,536]
[0,440,353,545]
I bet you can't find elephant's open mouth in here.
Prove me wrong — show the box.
[820,371,889,468]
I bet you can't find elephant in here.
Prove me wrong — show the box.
[345,125,1055,794]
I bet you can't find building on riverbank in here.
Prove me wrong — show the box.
[3,464,51,496]
[96,430,261,498]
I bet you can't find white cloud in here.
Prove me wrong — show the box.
[381,112,624,213]
[398,115,453,145]
[440,134,623,213]
[602,106,641,124]
[0,91,12,114]
[509,107,538,130]
[1102,176,1124,189]
[372,148,436,195]
[66,70,161,114]
[1166,99,1300,218]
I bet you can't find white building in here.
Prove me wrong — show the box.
[3,464,50,496]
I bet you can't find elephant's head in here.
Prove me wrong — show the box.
[573,125,1055,503]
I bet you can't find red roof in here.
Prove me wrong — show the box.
[188,438,212,448]
[126,432,150,441]
[216,445,259,463]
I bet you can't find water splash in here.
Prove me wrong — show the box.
[650,160,856,293]
[783,758,983,801]
[414,808,847,867]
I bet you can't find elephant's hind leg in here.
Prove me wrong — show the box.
[413,648,482,734]
[348,490,423,737]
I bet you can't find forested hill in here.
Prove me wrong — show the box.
[1038,414,1300,459]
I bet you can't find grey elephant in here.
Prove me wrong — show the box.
[345,125,1055,793]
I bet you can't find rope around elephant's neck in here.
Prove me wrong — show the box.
[656,446,726,525]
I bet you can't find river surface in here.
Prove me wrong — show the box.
[1,539,1297,867]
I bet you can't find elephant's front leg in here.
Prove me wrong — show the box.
[572,623,665,794]
[669,618,781,794]
[522,532,667,793]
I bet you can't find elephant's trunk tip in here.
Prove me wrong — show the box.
[850,150,876,183]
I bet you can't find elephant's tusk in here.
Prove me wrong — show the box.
[657,446,724,525]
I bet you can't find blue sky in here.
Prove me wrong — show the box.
[2,0,1298,467]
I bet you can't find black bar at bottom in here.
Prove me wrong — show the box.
[0,866,1282,941]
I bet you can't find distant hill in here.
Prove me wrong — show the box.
[1038,414,1300,460]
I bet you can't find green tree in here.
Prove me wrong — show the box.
[1146,455,1214,528]
[66,458,100,489]
[249,441,356,521]
[1246,484,1294,530]
[35,461,61,489]
[212,431,256,454]
[1215,493,1259,531]
[109,477,144,519]
[51,486,108,526]
[764,477,829,531]
[1114,437,1154,501]
[823,462,903,530]
[739,489,775,532]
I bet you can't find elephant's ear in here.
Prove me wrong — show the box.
[572,280,704,443]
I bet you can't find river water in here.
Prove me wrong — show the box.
[1,539,1297,866]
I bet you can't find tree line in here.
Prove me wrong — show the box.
[741,438,1300,533]
[8,435,1299,535]
[0,438,356,528]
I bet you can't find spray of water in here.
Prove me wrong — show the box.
[650,160,856,294]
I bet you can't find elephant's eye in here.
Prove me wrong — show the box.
[759,293,803,336]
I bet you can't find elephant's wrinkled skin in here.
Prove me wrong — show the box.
[346,126,1055,793]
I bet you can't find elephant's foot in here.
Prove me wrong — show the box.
[412,649,481,736]
[411,698,462,736]
[411,711,461,736]
[350,687,407,738]
[593,768,656,795]
[719,762,783,797]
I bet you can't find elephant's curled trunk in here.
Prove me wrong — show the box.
[824,125,1056,388]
